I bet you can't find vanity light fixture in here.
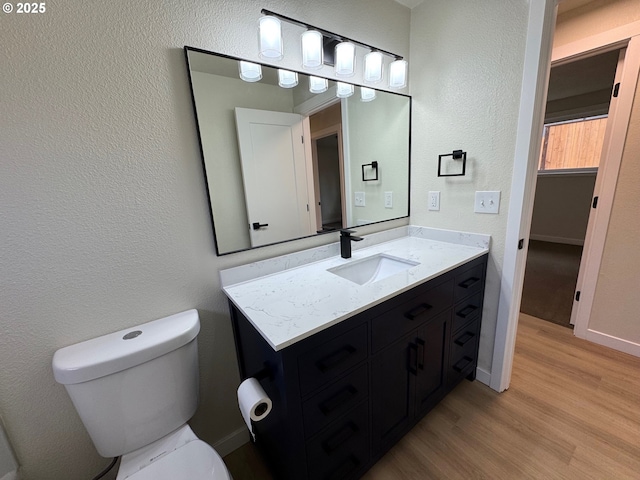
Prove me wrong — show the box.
[334,41,356,77]
[360,87,376,102]
[259,9,408,89]
[336,82,354,98]
[301,30,323,69]
[278,69,298,88]
[389,59,408,89]
[238,61,263,82]
[258,15,283,60]
[309,76,328,94]
[364,51,383,84]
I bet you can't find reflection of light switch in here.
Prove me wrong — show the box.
[355,191,365,207]
[384,192,393,208]
[474,191,500,214]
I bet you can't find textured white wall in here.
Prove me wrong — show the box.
[408,0,529,371]
[0,1,409,479]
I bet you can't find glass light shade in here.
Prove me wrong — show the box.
[336,82,354,98]
[360,87,376,102]
[364,51,384,83]
[335,42,356,77]
[309,76,328,94]
[301,30,323,69]
[238,61,262,82]
[389,59,408,89]
[259,16,283,60]
[278,69,298,88]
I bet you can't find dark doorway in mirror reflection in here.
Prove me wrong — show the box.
[310,103,347,234]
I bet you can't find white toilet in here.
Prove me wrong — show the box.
[52,309,232,480]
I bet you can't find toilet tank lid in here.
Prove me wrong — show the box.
[52,309,200,385]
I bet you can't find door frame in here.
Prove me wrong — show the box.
[491,9,640,392]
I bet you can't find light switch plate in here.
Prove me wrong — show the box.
[474,191,500,214]
[384,191,393,208]
[428,191,440,211]
[354,191,365,207]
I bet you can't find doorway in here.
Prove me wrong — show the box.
[309,103,347,233]
[313,133,344,231]
[520,50,619,329]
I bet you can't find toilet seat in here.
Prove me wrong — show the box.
[126,440,231,480]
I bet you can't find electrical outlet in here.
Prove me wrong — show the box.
[474,191,500,214]
[354,191,365,207]
[384,191,393,208]
[428,191,440,211]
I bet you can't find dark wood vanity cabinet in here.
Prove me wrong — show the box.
[229,254,487,480]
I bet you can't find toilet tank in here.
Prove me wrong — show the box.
[52,310,200,458]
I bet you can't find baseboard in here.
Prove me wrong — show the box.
[529,234,584,246]
[475,366,491,387]
[585,329,640,358]
[212,426,250,457]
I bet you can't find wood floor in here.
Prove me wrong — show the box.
[224,314,640,479]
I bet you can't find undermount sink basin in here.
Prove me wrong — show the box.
[328,253,420,285]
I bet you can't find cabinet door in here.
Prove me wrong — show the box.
[414,311,449,417]
[371,332,416,455]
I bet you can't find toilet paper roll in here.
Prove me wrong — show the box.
[237,378,272,441]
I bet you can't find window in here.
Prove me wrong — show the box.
[538,115,607,172]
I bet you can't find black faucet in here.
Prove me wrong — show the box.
[340,229,364,259]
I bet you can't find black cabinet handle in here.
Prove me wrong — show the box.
[319,386,358,415]
[322,422,358,454]
[416,338,425,370]
[404,303,432,320]
[454,331,476,347]
[458,277,480,289]
[408,342,418,375]
[326,455,360,480]
[456,304,478,319]
[453,356,474,372]
[316,345,356,373]
[252,222,269,230]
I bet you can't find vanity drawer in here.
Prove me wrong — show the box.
[452,293,482,333]
[449,319,479,385]
[306,402,369,480]
[298,324,368,397]
[450,318,480,364]
[454,262,485,303]
[371,279,453,353]
[303,365,368,439]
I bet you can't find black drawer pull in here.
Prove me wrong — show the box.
[319,386,358,415]
[456,304,478,319]
[416,337,425,370]
[458,276,480,289]
[454,331,476,347]
[408,342,418,376]
[322,422,358,454]
[453,356,474,372]
[404,303,432,320]
[316,345,356,373]
[326,455,360,480]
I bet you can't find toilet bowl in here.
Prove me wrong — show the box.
[52,310,232,480]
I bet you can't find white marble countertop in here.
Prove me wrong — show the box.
[221,226,490,351]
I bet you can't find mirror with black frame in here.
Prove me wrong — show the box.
[185,46,411,255]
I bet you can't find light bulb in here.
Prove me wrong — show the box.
[335,42,356,77]
[301,30,323,69]
[259,16,283,60]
